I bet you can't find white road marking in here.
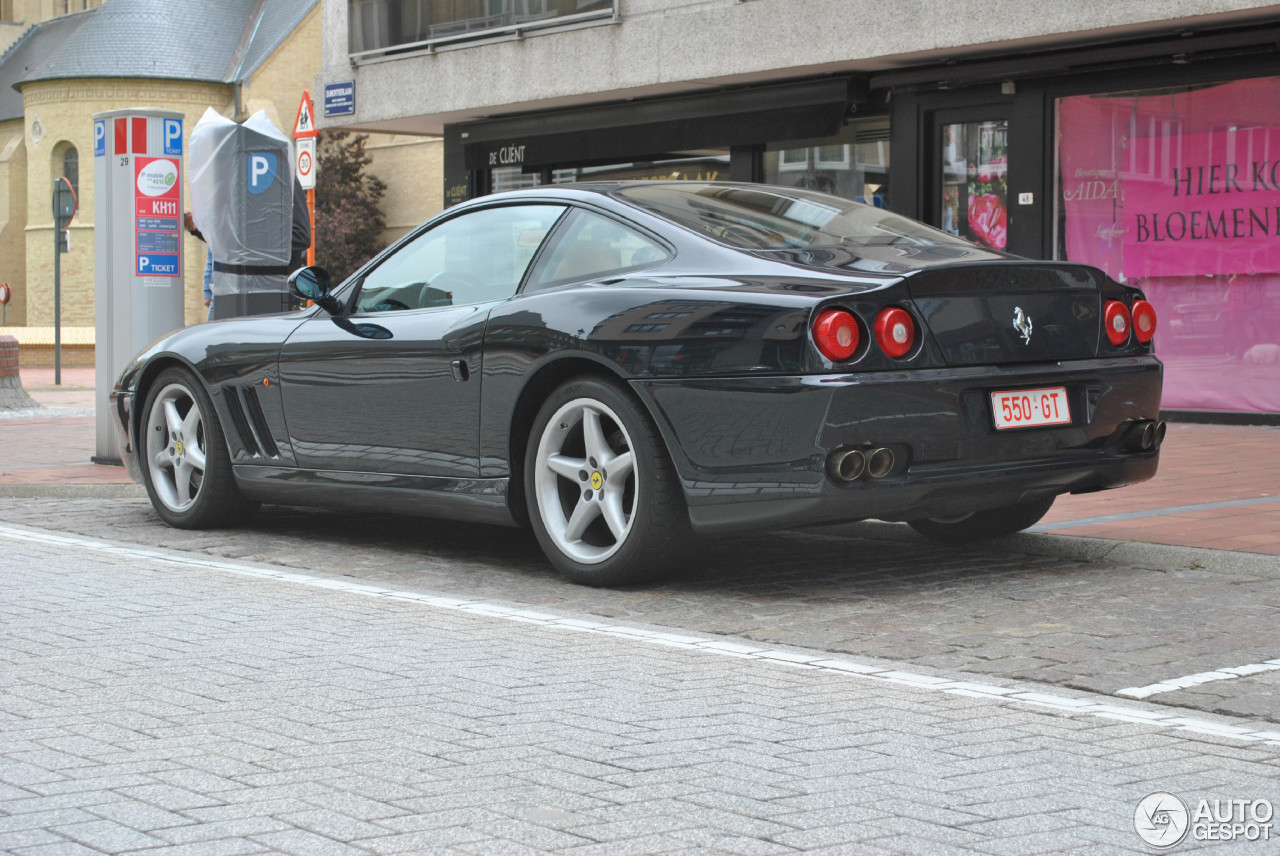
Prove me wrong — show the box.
[1117,661,1280,699]
[3,522,1280,748]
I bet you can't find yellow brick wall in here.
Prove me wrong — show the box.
[0,120,27,327]
[9,3,443,333]
[366,134,444,246]
[21,78,234,328]
[247,7,443,255]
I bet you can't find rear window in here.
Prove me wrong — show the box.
[615,183,973,252]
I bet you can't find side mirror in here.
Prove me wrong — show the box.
[288,266,342,314]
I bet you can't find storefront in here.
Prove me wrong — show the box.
[443,22,1280,419]
[1055,77,1280,416]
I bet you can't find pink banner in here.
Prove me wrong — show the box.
[1123,129,1280,277]
[1058,79,1280,415]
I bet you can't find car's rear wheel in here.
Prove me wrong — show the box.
[525,377,687,586]
[139,367,258,529]
[908,496,1055,544]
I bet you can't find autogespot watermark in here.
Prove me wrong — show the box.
[1135,792,1274,848]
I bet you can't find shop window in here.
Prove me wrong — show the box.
[491,167,541,193]
[491,151,731,195]
[1055,77,1280,413]
[557,151,730,184]
[766,117,889,205]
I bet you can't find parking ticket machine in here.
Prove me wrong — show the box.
[92,108,186,462]
[188,107,295,319]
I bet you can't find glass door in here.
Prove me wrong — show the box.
[937,117,1010,251]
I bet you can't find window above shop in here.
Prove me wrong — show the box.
[766,117,890,207]
[349,0,615,59]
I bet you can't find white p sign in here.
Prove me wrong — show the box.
[94,120,106,157]
[163,118,183,156]
[246,152,278,195]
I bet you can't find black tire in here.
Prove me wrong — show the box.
[908,496,1055,544]
[138,367,258,529]
[524,377,688,586]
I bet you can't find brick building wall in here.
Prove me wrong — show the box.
[4,3,442,336]
[21,78,232,328]
[0,119,26,326]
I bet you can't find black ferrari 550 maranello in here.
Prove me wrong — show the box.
[112,182,1163,585]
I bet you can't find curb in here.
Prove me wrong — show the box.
[0,484,144,499]
[3,483,1276,582]
[820,520,1280,581]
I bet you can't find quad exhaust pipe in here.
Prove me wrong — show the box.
[1127,419,1167,452]
[827,446,897,483]
[866,447,895,479]
[828,448,866,482]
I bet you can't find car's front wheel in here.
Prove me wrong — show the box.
[138,367,258,529]
[908,496,1055,544]
[525,377,687,586]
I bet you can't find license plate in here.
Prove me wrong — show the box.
[991,387,1070,430]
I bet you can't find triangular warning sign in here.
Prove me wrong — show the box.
[294,91,318,139]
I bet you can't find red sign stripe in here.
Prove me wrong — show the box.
[132,117,147,154]
[114,118,127,155]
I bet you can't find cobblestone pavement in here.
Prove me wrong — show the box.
[1,495,1277,729]
[4,530,1280,854]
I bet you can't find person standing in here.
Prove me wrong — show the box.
[185,211,215,322]
[202,248,214,321]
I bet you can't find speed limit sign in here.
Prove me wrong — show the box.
[296,137,315,190]
[0,283,11,305]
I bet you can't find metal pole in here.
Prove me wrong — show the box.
[307,187,315,266]
[54,219,61,386]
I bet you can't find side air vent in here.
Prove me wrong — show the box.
[221,389,261,457]
[240,386,280,458]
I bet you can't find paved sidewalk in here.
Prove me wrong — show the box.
[5,530,1279,854]
[0,368,127,487]
[3,366,1279,554]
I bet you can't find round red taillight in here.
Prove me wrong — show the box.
[1103,300,1131,347]
[812,309,860,362]
[1132,299,1157,344]
[874,307,916,359]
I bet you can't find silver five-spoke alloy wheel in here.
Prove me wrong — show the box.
[533,397,637,565]
[145,382,208,513]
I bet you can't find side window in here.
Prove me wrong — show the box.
[355,205,564,313]
[528,210,671,291]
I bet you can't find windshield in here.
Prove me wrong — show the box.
[614,183,976,252]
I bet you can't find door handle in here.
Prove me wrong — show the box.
[450,359,470,382]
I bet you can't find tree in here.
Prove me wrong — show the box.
[314,130,388,283]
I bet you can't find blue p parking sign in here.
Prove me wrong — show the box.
[94,120,106,157]
[247,152,278,194]
[163,118,183,156]
[137,254,180,275]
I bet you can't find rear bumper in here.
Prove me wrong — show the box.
[634,356,1163,534]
